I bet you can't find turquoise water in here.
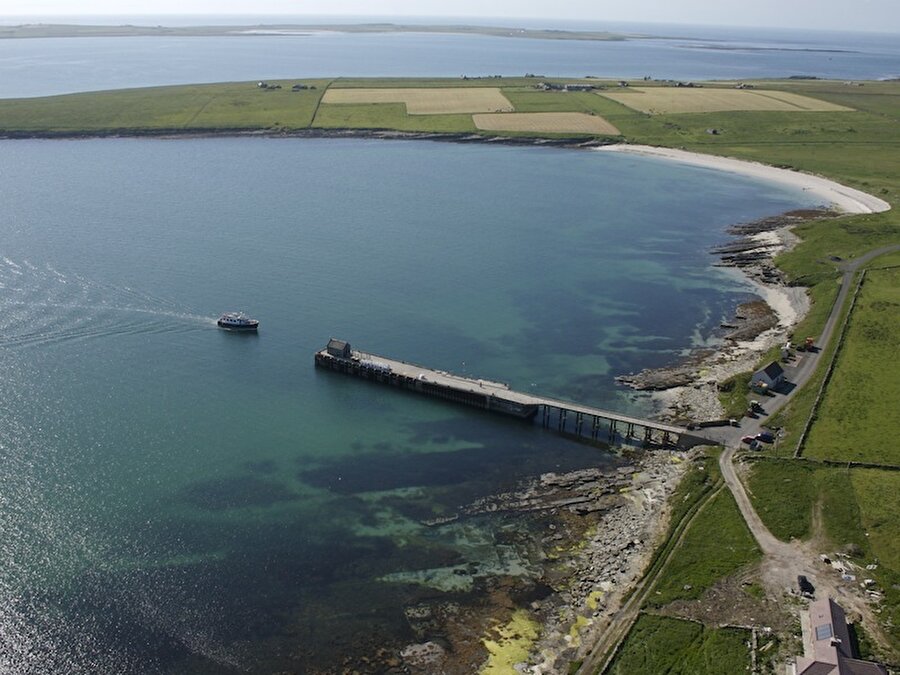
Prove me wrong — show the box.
[0,137,819,672]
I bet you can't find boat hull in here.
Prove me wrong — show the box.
[217,320,259,331]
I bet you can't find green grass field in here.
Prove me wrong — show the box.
[648,485,761,607]
[803,265,900,464]
[606,613,751,675]
[745,459,867,546]
[0,80,332,132]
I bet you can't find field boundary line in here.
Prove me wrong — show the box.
[309,78,335,128]
[181,94,217,128]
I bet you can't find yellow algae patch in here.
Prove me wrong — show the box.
[598,87,853,114]
[567,614,590,647]
[322,87,514,114]
[586,590,604,611]
[473,111,620,134]
[481,609,540,674]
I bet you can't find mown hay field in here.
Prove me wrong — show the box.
[321,87,513,114]
[472,111,620,134]
[598,87,853,114]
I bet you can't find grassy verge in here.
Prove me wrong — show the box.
[766,278,853,452]
[745,459,819,540]
[717,372,753,419]
[647,481,761,607]
[744,459,866,546]
[605,613,751,675]
[620,451,719,605]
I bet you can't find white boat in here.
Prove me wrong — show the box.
[217,312,259,331]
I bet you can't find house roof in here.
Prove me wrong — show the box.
[841,659,889,675]
[795,598,888,675]
[761,361,785,379]
[327,338,349,350]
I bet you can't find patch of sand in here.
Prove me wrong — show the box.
[596,144,891,215]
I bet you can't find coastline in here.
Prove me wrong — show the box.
[0,23,642,42]
[596,144,891,216]
[598,143,890,422]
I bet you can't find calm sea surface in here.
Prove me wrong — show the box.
[0,137,821,672]
[0,19,898,98]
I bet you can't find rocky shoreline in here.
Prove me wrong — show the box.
[381,451,688,674]
[0,126,613,150]
[618,208,835,422]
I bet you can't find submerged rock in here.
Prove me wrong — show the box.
[400,641,447,669]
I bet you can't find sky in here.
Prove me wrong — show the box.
[2,0,899,33]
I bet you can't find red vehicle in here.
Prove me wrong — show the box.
[741,435,756,444]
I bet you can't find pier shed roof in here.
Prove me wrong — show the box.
[326,338,351,358]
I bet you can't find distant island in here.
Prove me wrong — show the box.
[0,22,646,41]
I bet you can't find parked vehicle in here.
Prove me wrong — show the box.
[798,575,815,598]
[756,432,775,444]
[741,435,756,444]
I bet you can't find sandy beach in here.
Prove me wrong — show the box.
[597,144,891,215]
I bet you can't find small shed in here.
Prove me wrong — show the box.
[752,361,785,390]
[326,338,351,359]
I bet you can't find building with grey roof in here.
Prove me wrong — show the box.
[792,597,887,675]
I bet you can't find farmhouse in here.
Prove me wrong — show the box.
[792,597,887,674]
[751,361,785,390]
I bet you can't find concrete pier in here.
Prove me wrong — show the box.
[315,340,711,449]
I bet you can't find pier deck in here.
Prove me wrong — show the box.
[315,344,712,449]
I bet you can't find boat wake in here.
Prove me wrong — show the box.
[0,258,214,349]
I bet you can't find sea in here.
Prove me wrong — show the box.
[0,17,896,674]
[0,17,898,98]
